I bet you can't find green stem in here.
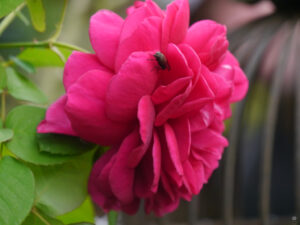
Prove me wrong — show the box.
[0,92,6,159]
[0,41,89,53]
[32,208,51,225]
[48,0,68,42]
[1,92,5,122]
[0,3,26,36]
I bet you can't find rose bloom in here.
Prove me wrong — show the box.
[38,0,248,216]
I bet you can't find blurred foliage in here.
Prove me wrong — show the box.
[0,0,102,224]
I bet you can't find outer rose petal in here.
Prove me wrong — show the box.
[181,161,198,195]
[109,130,140,205]
[63,51,109,91]
[106,52,158,122]
[230,66,248,102]
[145,180,180,216]
[120,0,163,43]
[185,20,228,70]
[88,148,120,212]
[162,0,190,50]
[189,104,215,132]
[217,52,249,102]
[191,129,228,182]
[126,1,145,15]
[37,95,75,136]
[89,10,124,71]
[115,16,162,71]
[65,70,131,145]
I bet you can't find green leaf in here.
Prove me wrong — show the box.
[0,156,35,225]
[108,211,118,225]
[11,56,36,74]
[30,151,94,217]
[5,105,79,165]
[26,0,46,32]
[6,67,48,104]
[18,47,72,67]
[37,133,96,156]
[22,210,64,225]
[0,64,7,93]
[0,128,14,143]
[0,0,24,18]
[56,197,95,224]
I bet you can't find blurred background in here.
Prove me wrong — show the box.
[1,0,299,224]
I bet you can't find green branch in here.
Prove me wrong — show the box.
[0,92,6,159]
[0,41,89,53]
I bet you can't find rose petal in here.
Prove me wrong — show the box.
[134,146,154,198]
[126,1,145,15]
[65,70,131,145]
[145,184,180,217]
[89,10,124,71]
[160,43,193,85]
[151,131,161,193]
[218,52,249,102]
[106,52,158,122]
[37,95,75,136]
[63,51,109,91]
[230,66,248,102]
[192,128,228,150]
[164,123,184,176]
[182,161,199,194]
[162,0,190,50]
[151,76,192,104]
[155,82,192,126]
[88,148,120,212]
[201,65,231,99]
[189,104,215,132]
[115,16,162,71]
[191,128,227,174]
[179,44,201,81]
[109,130,140,204]
[170,117,191,162]
[127,95,155,168]
[185,20,228,70]
[120,0,163,43]
[138,95,155,145]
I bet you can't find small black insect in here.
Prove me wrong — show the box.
[153,51,170,70]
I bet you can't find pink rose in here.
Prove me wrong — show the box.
[37,0,248,216]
